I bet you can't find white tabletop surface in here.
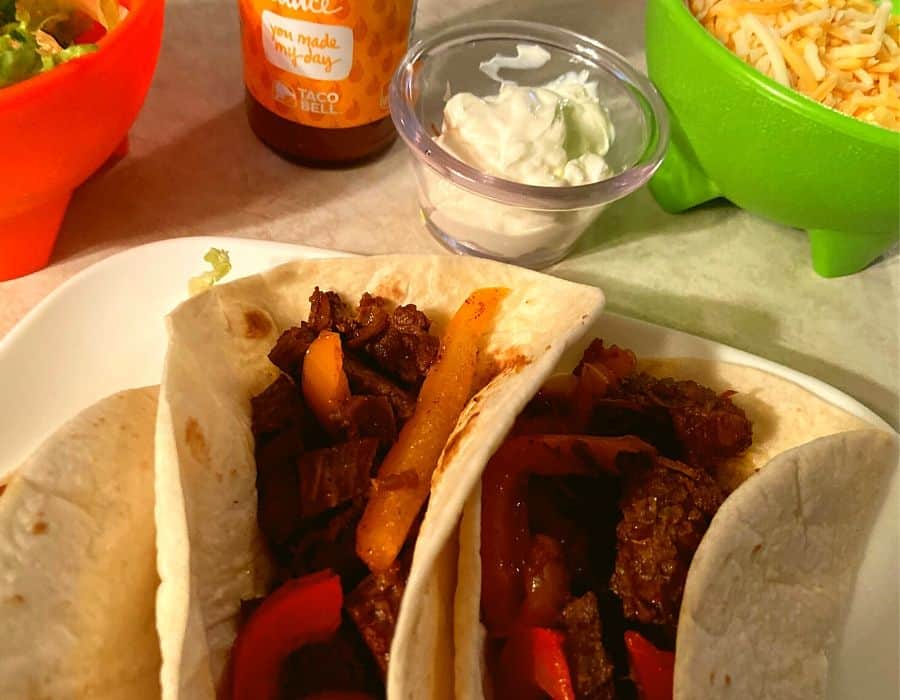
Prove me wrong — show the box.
[0,0,897,428]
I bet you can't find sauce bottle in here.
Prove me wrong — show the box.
[238,0,416,166]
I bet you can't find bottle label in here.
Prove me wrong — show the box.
[239,0,414,128]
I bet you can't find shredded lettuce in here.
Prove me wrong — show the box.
[0,0,118,88]
[189,248,233,296]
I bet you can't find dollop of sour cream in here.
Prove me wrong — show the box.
[421,44,617,263]
[435,44,615,187]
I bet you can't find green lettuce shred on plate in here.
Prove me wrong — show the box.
[189,248,233,296]
[1,0,121,88]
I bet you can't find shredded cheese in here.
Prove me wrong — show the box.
[692,0,900,130]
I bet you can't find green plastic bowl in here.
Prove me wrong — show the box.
[645,0,900,277]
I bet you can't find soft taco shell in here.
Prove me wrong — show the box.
[453,354,882,700]
[675,429,898,700]
[153,255,605,700]
[0,387,161,699]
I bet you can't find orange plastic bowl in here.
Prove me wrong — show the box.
[0,0,164,280]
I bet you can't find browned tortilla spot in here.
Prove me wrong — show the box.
[725,675,732,686]
[243,310,273,339]
[752,544,763,556]
[0,484,6,497]
[185,418,211,465]
[31,521,48,535]
[9,594,25,604]
[375,278,405,301]
[474,348,530,392]
[434,410,482,482]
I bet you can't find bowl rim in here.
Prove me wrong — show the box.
[654,0,899,146]
[389,19,670,210]
[0,0,161,107]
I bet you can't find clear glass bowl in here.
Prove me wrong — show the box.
[390,20,669,269]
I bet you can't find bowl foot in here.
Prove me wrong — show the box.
[0,191,72,281]
[648,118,721,213]
[807,228,899,278]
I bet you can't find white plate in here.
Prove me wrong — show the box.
[0,235,894,699]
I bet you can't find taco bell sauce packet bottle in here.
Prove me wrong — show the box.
[239,0,415,165]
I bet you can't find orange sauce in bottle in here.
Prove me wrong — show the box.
[238,0,415,166]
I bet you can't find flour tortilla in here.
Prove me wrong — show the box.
[675,429,899,700]
[453,352,884,700]
[153,254,605,699]
[0,387,161,699]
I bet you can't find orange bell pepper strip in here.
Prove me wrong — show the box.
[230,570,342,700]
[356,287,509,573]
[302,330,351,433]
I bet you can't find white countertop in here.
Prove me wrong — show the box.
[1,0,897,427]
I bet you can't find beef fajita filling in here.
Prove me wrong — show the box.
[481,340,752,700]
[231,286,507,700]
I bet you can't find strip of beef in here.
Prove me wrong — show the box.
[252,375,308,546]
[610,455,723,633]
[344,356,416,422]
[366,303,439,386]
[345,293,391,348]
[288,499,367,588]
[340,395,397,451]
[308,287,357,334]
[588,399,681,460]
[268,325,317,380]
[618,374,752,470]
[251,374,306,438]
[280,620,382,699]
[346,565,407,678]
[257,457,303,547]
[255,429,305,476]
[298,439,378,519]
[559,593,616,700]
[575,339,637,383]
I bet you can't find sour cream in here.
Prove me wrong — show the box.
[435,45,615,187]
[421,44,616,263]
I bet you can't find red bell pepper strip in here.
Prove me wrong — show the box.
[531,627,576,700]
[497,626,575,700]
[625,630,675,700]
[231,570,343,700]
[481,435,657,636]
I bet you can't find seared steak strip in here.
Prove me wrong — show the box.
[619,373,752,470]
[298,439,378,519]
[268,324,317,380]
[251,373,305,437]
[344,356,416,422]
[366,303,439,386]
[559,592,616,700]
[340,395,397,451]
[610,456,723,632]
[346,566,407,677]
